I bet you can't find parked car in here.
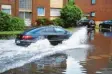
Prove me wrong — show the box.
[15,25,72,46]
[99,20,112,32]
[77,19,96,29]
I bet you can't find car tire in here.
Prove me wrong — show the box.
[50,41,62,46]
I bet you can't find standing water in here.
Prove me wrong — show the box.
[0,27,89,73]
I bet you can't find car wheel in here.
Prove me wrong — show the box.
[50,41,62,46]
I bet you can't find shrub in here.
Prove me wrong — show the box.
[9,17,25,31]
[0,11,11,31]
[51,18,64,27]
[35,18,52,26]
[0,11,25,31]
[60,4,83,28]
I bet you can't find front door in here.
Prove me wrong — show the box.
[19,12,32,26]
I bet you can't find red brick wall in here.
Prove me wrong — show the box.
[75,0,112,21]
[0,0,19,16]
[32,0,50,24]
[32,0,67,25]
[63,0,68,6]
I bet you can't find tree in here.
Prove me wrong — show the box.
[68,0,74,5]
[60,3,82,28]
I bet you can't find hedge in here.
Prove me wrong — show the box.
[0,11,25,31]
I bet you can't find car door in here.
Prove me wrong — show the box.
[39,27,58,41]
[54,27,68,41]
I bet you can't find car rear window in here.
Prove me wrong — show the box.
[23,28,42,35]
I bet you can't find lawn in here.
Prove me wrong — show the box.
[0,31,23,35]
[0,31,23,39]
[65,27,75,32]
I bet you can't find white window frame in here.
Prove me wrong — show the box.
[50,8,61,16]
[91,0,96,5]
[91,12,95,17]
[37,7,45,16]
[1,5,11,14]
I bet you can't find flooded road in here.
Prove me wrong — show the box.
[0,27,112,74]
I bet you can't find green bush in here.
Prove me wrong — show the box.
[0,11,25,31]
[0,11,11,31]
[35,18,52,26]
[60,4,83,28]
[51,18,64,27]
[9,17,25,31]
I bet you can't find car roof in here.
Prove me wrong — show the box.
[40,25,63,29]
[22,25,63,34]
[103,20,112,23]
[104,20,112,22]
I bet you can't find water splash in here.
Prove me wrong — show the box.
[63,27,88,46]
[0,27,89,73]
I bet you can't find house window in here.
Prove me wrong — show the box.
[19,0,32,10]
[50,8,61,16]
[37,7,45,16]
[91,0,96,4]
[1,5,11,14]
[50,0,63,8]
[91,12,95,17]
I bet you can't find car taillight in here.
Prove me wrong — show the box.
[22,35,32,40]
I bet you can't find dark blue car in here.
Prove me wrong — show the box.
[99,20,112,32]
[15,26,72,46]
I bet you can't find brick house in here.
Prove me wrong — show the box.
[0,0,112,26]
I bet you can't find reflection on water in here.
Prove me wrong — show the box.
[1,48,90,74]
[1,53,67,74]
[100,29,112,37]
[1,29,112,74]
[84,29,112,74]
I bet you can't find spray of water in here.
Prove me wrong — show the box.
[0,27,89,73]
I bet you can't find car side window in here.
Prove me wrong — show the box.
[109,20,112,23]
[27,28,40,34]
[54,28,65,33]
[40,28,54,33]
[45,28,54,32]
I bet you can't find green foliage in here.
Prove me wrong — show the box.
[0,11,25,31]
[9,17,25,31]
[68,0,74,5]
[0,11,11,31]
[60,4,83,28]
[51,18,64,27]
[35,18,52,26]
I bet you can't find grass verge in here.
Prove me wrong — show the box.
[0,31,23,35]
[0,31,23,39]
